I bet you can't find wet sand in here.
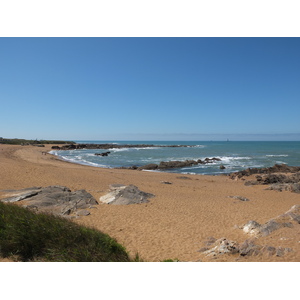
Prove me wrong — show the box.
[1,144,300,262]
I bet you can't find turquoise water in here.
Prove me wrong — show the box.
[50,141,300,175]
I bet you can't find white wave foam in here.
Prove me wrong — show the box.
[266,154,288,157]
[218,156,251,161]
[110,147,159,152]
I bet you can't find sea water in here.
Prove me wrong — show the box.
[50,141,300,175]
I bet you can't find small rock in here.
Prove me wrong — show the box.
[76,210,91,216]
[229,195,250,202]
[242,220,261,235]
[176,176,192,180]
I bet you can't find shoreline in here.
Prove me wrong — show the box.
[49,149,228,175]
[1,144,300,262]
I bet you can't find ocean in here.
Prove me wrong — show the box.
[50,141,300,175]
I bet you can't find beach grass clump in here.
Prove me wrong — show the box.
[0,202,131,262]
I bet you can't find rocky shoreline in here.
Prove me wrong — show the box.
[118,157,222,171]
[229,163,300,193]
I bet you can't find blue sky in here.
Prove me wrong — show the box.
[1,37,300,141]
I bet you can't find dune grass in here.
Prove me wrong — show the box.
[0,202,133,262]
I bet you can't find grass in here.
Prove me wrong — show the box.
[0,202,133,262]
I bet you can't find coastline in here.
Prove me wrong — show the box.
[1,144,300,262]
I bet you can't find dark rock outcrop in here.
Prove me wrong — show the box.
[125,157,222,171]
[229,164,300,179]
[229,164,300,194]
[95,151,111,156]
[137,164,158,170]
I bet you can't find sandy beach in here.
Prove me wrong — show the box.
[1,144,300,262]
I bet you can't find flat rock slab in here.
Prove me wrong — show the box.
[0,186,98,217]
[100,184,155,205]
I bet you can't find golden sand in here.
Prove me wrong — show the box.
[1,144,299,262]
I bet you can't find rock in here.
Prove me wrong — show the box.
[290,183,300,193]
[76,210,91,216]
[238,239,261,256]
[137,164,158,170]
[99,184,155,205]
[161,181,172,184]
[201,237,293,259]
[242,220,262,235]
[220,165,226,170]
[1,188,41,203]
[203,238,239,256]
[229,164,300,180]
[0,186,98,217]
[176,176,192,180]
[95,151,111,156]
[241,205,300,237]
[265,183,300,193]
[261,174,290,184]
[158,160,197,170]
[284,205,300,223]
[126,157,223,171]
[229,195,250,201]
[266,183,291,192]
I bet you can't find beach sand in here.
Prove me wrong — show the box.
[1,144,300,262]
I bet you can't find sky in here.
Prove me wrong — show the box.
[1,37,300,141]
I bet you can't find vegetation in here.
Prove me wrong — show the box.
[0,202,133,262]
[0,138,75,145]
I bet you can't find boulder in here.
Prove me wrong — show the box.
[0,186,98,217]
[99,184,155,205]
[95,151,110,156]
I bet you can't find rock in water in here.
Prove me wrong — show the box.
[99,184,155,205]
